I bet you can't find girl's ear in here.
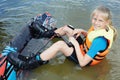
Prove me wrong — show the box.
[107,19,112,25]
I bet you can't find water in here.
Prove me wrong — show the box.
[0,0,120,80]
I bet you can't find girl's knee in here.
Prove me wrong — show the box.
[53,40,66,50]
[56,40,65,45]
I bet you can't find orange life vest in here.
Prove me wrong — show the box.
[80,26,113,66]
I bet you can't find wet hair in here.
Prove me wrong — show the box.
[91,6,117,41]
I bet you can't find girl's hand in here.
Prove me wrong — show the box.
[73,29,87,38]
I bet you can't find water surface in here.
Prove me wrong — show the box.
[0,0,120,80]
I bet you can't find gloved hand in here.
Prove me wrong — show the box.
[2,46,17,56]
[41,28,57,38]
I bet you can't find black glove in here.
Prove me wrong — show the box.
[41,28,57,38]
[29,23,56,38]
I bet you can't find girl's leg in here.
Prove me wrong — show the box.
[40,40,74,61]
[7,40,74,69]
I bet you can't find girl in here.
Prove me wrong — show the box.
[8,6,117,69]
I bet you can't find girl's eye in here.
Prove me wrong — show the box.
[99,19,104,22]
[93,18,97,20]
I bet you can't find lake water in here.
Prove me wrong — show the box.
[0,0,120,80]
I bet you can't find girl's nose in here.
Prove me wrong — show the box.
[94,20,99,25]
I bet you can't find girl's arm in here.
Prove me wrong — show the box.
[69,37,107,67]
[69,37,92,67]
[73,29,88,38]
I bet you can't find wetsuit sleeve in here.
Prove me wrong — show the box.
[87,37,107,58]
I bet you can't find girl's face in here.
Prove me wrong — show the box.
[92,13,109,30]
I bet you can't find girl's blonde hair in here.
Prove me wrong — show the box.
[91,6,117,41]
